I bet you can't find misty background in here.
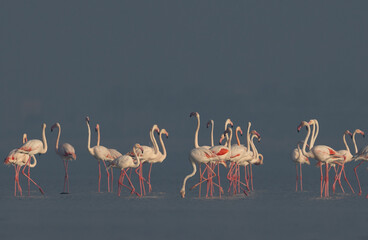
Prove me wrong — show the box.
[1,1,368,239]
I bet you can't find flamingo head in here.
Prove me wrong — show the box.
[356,129,365,138]
[206,120,213,128]
[236,126,243,136]
[220,160,227,168]
[152,124,160,134]
[180,189,185,198]
[297,121,308,132]
[95,124,100,132]
[71,153,77,160]
[161,129,169,138]
[251,130,261,142]
[42,123,46,130]
[51,123,60,132]
[190,112,198,118]
[85,116,90,123]
[22,133,28,143]
[134,143,144,153]
[225,119,234,128]
[345,130,353,138]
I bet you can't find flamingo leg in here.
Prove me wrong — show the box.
[110,167,113,193]
[320,164,324,198]
[354,161,364,195]
[148,163,153,193]
[102,160,110,192]
[300,163,303,192]
[244,166,250,191]
[27,161,30,196]
[218,163,221,198]
[125,171,141,197]
[98,161,101,193]
[199,163,202,198]
[250,164,254,191]
[21,158,44,195]
[342,167,355,193]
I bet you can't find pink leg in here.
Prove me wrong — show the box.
[102,160,110,192]
[110,168,114,193]
[244,166,250,191]
[342,168,355,193]
[335,165,344,193]
[148,163,153,193]
[218,163,221,198]
[250,164,254,191]
[199,164,202,198]
[125,172,141,197]
[354,161,364,195]
[320,164,324,198]
[22,159,44,195]
[98,161,101,193]
[118,170,124,196]
[27,160,30,196]
[296,164,299,192]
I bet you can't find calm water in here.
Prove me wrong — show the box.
[1,150,368,240]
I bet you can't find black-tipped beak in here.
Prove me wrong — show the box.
[190,112,196,117]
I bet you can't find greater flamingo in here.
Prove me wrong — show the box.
[108,144,144,197]
[291,141,310,192]
[297,120,345,198]
[86,116,114,193]
[16,123,48,195]
[351,129,367,196]
[51,122,77,194]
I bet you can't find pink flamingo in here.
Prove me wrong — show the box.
[51,122,77,194]
[86,117,114,193]
[291,141,310,191]
[95,123,122,192]
[108,144,144,197]
[297,120,345,198]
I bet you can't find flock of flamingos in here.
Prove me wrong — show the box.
[3,113,368,199]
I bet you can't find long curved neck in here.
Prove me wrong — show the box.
[132,147,141,168]
[343,133,350,153]
[41,125,48,154]
[352,131,358,154]
[86,121,94,155]
[55,125,61,152]
[310,120,319,149]
[246,122,251,150]
[301,123,312,158]
[97,127,100,146]
[180,160,197,195]
[227,128,233,149]
[309,122,315,149]
[250,135,258,158]
[236,128,241,146]
[210,121,214,147]
[194,114,200,148]
[151,128,159,154]
[159,131,167,158]
[29,155,37,167]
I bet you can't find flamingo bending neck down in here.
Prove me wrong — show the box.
[16,123,48,195]
[51,122,76,194]
[108,144,144,197]
[86,117,114,193]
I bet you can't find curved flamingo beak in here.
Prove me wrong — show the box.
[207,121,211,128]
[86,116,90,123]
[219,134,225,144]
[72,153,77,160]
[220,161,227,168]
[190,112,197,118]
[51,124,57,132]
[297,123,303,132]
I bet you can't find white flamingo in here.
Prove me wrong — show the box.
[297,120,345,198]
[291,141,310,192]
[16,123,48,195]
[108,144,144,197]
[51,122,77,194]
[86,117,114,193]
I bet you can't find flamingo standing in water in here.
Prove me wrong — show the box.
[145,128,168,193]
[108,144,144,197]
[86,117,114,193]
[51,123,77,194]
[4,133,35,196]
[291,141,310,192]
[16,123,48,195]
[351,129,368,196]
[297,120,345,198]
[95,123,122,192]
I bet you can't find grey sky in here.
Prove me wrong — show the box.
[1,1,368,161]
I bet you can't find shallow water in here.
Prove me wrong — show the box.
[1,151,368,240]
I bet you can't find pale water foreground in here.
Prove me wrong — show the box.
[1,151,368,240]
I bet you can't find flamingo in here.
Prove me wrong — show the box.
[131,124,160,196]
[145,128,168,192]
[332,130,355,194]
[95,123,122,192]
[86,117,114,193]
[15,123,48,195]
[4,133,34,196]
[297,120,345,198]
[351,129,367,196]
[291,141,310,192]
[51,123,77,194]
[108,144,144,197]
